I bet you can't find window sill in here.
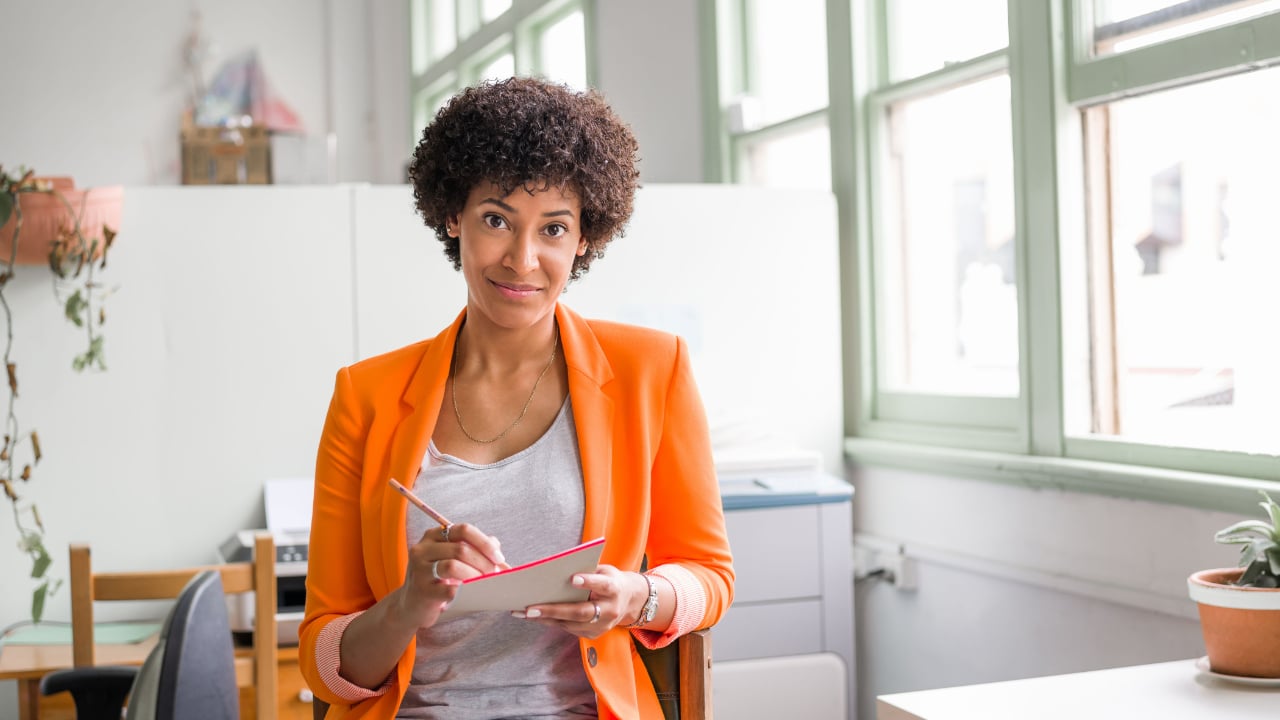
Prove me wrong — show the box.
[844,436,1279,516]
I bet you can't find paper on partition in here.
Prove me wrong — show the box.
[439,537,606,618]
[264,477,314,535]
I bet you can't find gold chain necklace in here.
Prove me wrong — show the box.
[450,332,559,444]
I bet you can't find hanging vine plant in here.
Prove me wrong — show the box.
[0,166,121,622]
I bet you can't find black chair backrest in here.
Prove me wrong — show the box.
[139,569,240,720]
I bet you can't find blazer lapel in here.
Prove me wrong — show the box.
[376,310,465,596]
[557,304,614,544]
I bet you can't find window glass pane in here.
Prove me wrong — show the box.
[482,0,511,23]
[881,75,1018,396]
[739,122,831,191]
[430,0,457,61]
[888,0,1007,80]
[1091,0,1280,55]
[411,0,430,74]
[539,10,588,90]
[415,83,457,139]
[1068,67,1280,455]
[477,51,514,83]
[740,0,827,128]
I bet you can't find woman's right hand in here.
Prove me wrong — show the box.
[395,522,509,628]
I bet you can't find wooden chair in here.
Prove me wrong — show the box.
[65,533,279,719]
[678,629,713,719]
[42,569,240,720]
[310,628,712,720]
[638,628,713,720]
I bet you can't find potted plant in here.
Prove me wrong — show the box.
[0,166,121,622]
[1187,490,1280,678]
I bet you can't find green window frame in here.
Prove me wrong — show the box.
[409,0,596,144]
[831,0,1280,515]
[851,2,1022,454]
[702,0,833,186]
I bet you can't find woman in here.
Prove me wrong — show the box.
[299,77,734,719]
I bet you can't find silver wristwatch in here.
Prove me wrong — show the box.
[630,573,658,627]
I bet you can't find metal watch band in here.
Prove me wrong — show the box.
[629,572,658,628]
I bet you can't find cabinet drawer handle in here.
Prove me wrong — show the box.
[298,688,314,703]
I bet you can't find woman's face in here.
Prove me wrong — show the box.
[448,180,587,334]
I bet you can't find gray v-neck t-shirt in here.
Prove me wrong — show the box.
[398,399,597,719]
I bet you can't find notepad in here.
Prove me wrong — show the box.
[439,537,605,618]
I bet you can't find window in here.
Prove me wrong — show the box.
[535,8,587,91]
[887,0,1007,80]
[409,0,591,142]
[712,0,831,189]
[880,74,1017,397]
[1089,0,1280,55]
[843,0,1280,495]
[852,0,1019,444]
[1067,44,1280,460]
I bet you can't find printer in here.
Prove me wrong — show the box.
[219,529,308,646]
[218,477,313,646]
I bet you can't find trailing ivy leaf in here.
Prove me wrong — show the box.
[90,335,105,371]
[64,290,87,327]
[31,543,50,579]
[0,191,12,227]
[32,581,47,624]
[72,336,106,372]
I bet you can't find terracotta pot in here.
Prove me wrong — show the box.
[0,178,123,266]
[1187,567,1280,678]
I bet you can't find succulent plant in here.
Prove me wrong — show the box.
[1214,491,1280,588]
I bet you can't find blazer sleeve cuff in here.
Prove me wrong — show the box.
[630,564,707,650]
[316,611,394,702]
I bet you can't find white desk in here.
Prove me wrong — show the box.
[877,659,1278,720]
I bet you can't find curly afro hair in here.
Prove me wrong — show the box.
[409,77,640,281]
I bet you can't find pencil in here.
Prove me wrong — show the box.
[389,478,452,529]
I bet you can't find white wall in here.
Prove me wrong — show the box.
[0,0,409,185]
[593,0,707,183]
[850,463,1239,720]
[0,0,702,187]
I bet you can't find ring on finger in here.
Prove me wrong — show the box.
[441,524,453,542]
[589,603,601,624]
[432,559,445,581]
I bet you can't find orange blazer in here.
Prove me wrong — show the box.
[299,303,735,719]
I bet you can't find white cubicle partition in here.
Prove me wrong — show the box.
[0,186,356,628]
[0,185,848,718]
[351,183,845,474]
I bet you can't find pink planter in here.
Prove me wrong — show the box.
[0,178,123,266]
[1188,567,1280,678]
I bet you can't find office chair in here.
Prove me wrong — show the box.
[43,534,279,719]
[40,569,239,720]
[309,628,712,720]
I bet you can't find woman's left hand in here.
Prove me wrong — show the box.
[514,564,648,639]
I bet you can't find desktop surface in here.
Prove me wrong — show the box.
[877,658,1279,720]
